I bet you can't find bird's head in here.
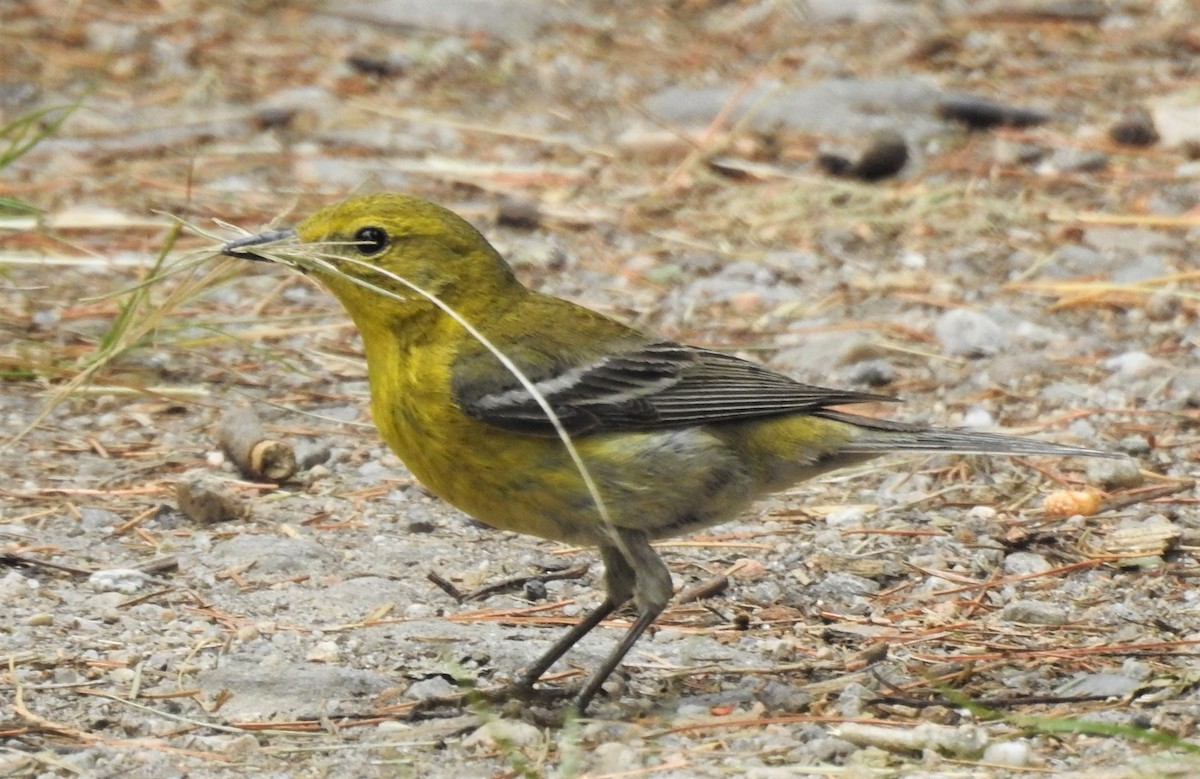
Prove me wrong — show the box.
[223,193,520,330]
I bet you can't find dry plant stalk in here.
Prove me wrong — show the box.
[214,407,297,483]
[2,221,243,451]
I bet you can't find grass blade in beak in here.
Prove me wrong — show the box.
[222,229,297,262]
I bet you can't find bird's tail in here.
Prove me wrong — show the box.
[819,410,1120,459]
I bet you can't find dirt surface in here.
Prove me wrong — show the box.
[3,1,1200,777]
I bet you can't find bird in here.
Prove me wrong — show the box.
[222,193,1118,713]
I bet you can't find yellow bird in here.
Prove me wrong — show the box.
[224,193,1117,712]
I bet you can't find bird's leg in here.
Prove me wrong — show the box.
[574,529,674,713]
[514,595,621,691]
[508,531,674,712]
[514,543,635,691]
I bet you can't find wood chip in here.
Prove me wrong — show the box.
[214,408,297,483]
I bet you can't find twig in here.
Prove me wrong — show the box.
[427,571,464,603]
[462,564,589,602]
[0,553,92,577]
[1098,481,1195,513]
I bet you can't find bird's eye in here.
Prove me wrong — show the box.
[353,226,389,255]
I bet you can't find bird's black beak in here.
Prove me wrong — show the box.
[221,229,296,262]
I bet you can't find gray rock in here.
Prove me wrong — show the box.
[324,0,580,41]
[845,359,896,387]
[812,572,881,599]
[464,719,544,749]
[1003,552,1051,575]
[80,507,121,530]
[644,76,946,139]
[88,568,150,594]
[1002,599,1069,625]
[406,675,457,699]
[1056,671,1142,698]
[757,681,812,710]
[934,308,1011,356]
[1085,456,1143,489]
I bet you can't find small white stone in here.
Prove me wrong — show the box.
[464,719,543,750]
[305,640,341,663]
[404,603,435,619]
[983,740,1031,767]
[88,568,150,594]
[825,505,868,526]
[0,571,33,603]
[1003,552,1051,576]
[935,309,1010,356]
[376,720,410,734]
[1103,350,1162,379]
[962,407,995,428]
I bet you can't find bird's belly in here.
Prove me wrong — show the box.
[384,412,756,546]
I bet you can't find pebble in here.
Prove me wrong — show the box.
[224,733,261,759]
[812,572,881,599]
[825,506,869,526]
[0,571,36,603]
[845,359,896,387]
[27,612,54,626]
[80,507,121,530]
[295,440,333,470]
[1149,101,1200,147]
[376,720,410,735]
[644,76,946,136]
[1104,350,1165,379]
[1057,671,1142,698]
[404,602,436,619]
[1144,291,1179,322]
[961,407,995,428]
[305,640,342,663]
[406,676,456,699]
[835,683,874,717]
[587,741,643,775]
[1086,456,1143,489]
[1003,552,1051,576]
[464,719,543,750]
[934,308,1010,356]
[88,568,150,594]
[1002,600,1069,625]
[983,740,1032,767]
[175,472,248,525]
[1109,111,1159,147]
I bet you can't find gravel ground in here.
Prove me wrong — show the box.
[3,1,1200,777]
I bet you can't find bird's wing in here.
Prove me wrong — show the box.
[452,339,894,436]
